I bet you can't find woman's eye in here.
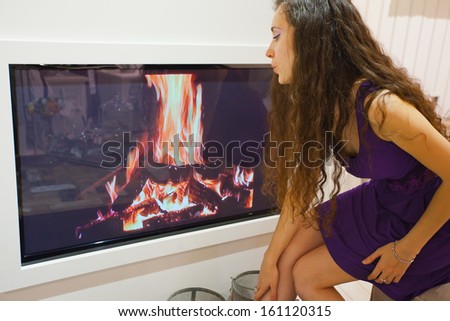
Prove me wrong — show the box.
[273,34,280,40]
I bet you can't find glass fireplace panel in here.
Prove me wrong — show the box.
[10,64,275,264]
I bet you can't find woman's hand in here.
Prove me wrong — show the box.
[362,240,416,285]
[254,256,279,301]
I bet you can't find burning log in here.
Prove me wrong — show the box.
[123,198,160,215]
[121,198,161,230]
[176,181,188,203]
[142,204,205,228]
[167,204,205,222]
[220,175,253,208]
[75,209,119,239]
[76,164,256,238]
[237,188,253,208]
[188,177,222,211]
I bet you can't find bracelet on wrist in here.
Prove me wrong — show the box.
[391,240,416,264]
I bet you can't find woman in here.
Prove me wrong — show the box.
[255,0,450,301]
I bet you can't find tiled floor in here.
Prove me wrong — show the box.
[336,281,373,301]
[294,281,373,301]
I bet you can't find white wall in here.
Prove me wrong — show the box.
[1,0,449,300]
[353,0,450,116]
[0,0,273,46]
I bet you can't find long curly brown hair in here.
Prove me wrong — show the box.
[263,0,449,231]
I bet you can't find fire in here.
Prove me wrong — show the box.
[126,132,147,185]
[145,74,204,166]
[192,170,225,199]
[118,166,254,231]
[234,167,254,187]
[78,73,257,237]
[105,176,118,205]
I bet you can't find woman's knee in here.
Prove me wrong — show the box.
[292,255,318,297]
[277,239,313,273]
[277,230,323,272]
[277,247,299,272]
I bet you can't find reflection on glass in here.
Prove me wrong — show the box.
[10,64,274,263]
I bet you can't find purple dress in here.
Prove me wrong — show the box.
[319,80,450,300]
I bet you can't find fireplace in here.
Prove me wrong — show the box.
[10,63,274,264]
[0,41,278,292]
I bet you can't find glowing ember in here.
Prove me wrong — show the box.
[100,165,254,232]
[120,166,253,231]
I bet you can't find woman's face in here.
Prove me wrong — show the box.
[266,6,296,85]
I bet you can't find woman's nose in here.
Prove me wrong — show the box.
[266,45,274,58]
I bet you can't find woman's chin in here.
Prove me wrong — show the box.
[276,74,292,85]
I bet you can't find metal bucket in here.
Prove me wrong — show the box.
[167,287,225,301]
[229,270,259,301]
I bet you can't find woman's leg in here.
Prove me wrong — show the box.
[293,244,357,300]
[261,222,325,301]
[260,222,357,301]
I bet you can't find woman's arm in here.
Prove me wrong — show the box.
[363,93,450,283]
[265,197,305,261]
[255,194,304,300]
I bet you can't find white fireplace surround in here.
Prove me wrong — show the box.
[0,40,279,292]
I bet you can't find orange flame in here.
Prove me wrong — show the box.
[131,179,154,208]
[234,167,254,187]
[192,170,226,199]
[92,75,257,234]
[105,176,118,205]
[126,132,147,185]
[126,148,139,185]
[122,166,256,231]
[145,74,204,166]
